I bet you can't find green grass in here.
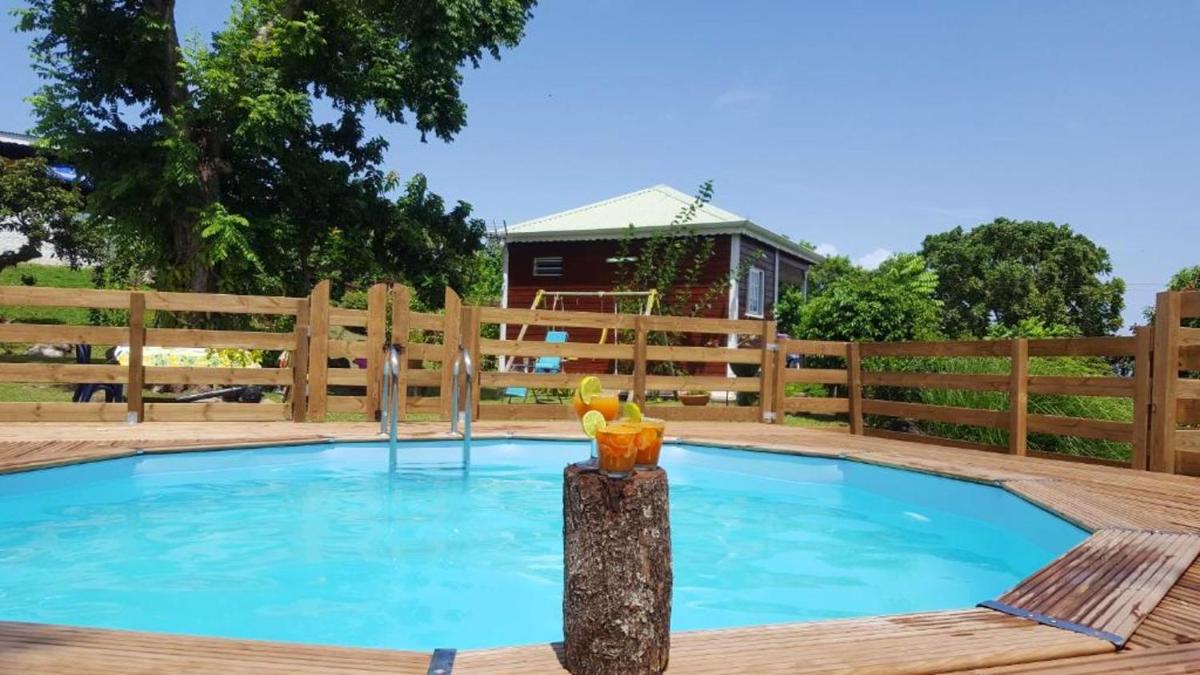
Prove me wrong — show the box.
[0,263,95,325]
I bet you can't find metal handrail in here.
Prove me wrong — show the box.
[450,343,473,468]
[380,345,401,469]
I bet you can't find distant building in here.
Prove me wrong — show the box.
[501,184,821,325]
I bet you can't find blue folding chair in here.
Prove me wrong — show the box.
[505,330,568,403]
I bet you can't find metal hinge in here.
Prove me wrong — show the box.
[766,343,780,352]
[762,412,777,422]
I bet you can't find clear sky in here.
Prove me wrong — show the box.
[2,1,1197,328]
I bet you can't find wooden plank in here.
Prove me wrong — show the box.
[1132,326,1152,470]
[144,327,295,350]
[0,285,131,309]
[860,371,1008,391]
[0,363,126,383]
[986,530,1200,645]
[326,396,370,413]
[480,339,633,360]
[847,343,864,434]
[328,306,368,328]
[649,405,759,422]
[364,284,386,421]
[1177,326,1200,347]
[1027,376,1136,397]
[143,291,302,315]
[1179,398,1200,425]
[1180,344,1200,370]
[1181,291,1200,318]
[143,403,291,422]
[640,314,761,334]
[759,320,777,423]
[969,642,1200,674]
[441,287,462,420]
[1178,378,1200,400]
[327,369,368,386]
[1150,291,1181,473]
[143,367,292,386]
[633,316,648,408]
[306,280,331,422]
[406,368,441,387]
[1177,430,1200,453]
[291,299,310,422]
[643,344,761,364]
[0,402,127,422]
[482,372,634,390]
[780,339,850,357]
[1026,414,1134,442]
[405,342,442,361]
[644,375,761,392]
[861,339,1011,357]
[466,306,482,419]
[784,397,850,414]
[409,312,442,332]
[1010,338,1028,456]
[771,336,787,425]
[479,306,637,330]
[1027,336,1137,357]
[784,368,849,384]
[477,403,575,421]
[0,621,430,674]
[864,427,1006,454]
[0,323,128,345]
[327,339,368,360]
[862,398,1009,428]
[127,293,145,423]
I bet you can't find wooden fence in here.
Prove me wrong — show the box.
[1,282,1197,476]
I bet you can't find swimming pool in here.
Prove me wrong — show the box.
[0,439,1086,650]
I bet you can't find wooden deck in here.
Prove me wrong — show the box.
[1,421,1199,673]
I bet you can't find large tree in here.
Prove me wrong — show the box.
[19,0,535,295]
[0,156,89,273]
[921,218,1125,337]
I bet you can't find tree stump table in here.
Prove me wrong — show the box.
[563,462,672,675]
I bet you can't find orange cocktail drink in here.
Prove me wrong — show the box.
[571,391,620,421]
[595,424,639,477]
[634,417,666,468]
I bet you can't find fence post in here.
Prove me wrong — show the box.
[759,320,777,423]
[126,292,145,423]
[633,316,648,409]
[441,287,463,421]
[463,305,482,419]
[1008,338,1028,455]
[773,336,788,423]
[306,280,331,422]
[290,299,310,422]
[847,342,863,434]
[364,283,388,421]
[1150,291,1181,473]
[391,285,412,421]
[1132,326,1153,470]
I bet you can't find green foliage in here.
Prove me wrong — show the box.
[921,218,1125,337]
[462,238,504,307]
[866,354,1132,462]
[0,263,93,325]
[1144,265,1200,328]
[18,0,536,294]
[0,157,90,273]
[786,253,943,343]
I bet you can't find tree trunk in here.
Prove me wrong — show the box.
[563,463,671,675]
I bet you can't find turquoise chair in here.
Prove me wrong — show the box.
[506,330,568,402]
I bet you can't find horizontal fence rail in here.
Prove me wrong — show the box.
[1,283,1197,476]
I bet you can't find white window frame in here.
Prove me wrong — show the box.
[532,256,563,277]
[746,267,766,318]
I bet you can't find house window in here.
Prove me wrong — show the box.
[746,267,765,317]
[533,256,563,277]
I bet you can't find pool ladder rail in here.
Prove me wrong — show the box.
[450,342,473,468]
[380,345,402,470]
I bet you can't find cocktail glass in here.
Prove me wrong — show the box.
[634,417,666,469]
[595,424,639,478]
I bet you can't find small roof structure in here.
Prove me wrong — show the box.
[504,184,822,263]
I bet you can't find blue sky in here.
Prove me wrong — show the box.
[2,1,1197,328]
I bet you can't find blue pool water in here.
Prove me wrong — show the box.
[0,439,1085,650]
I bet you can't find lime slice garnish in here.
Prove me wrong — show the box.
[577,376,602,405]
[622,401,643,423]
[580,410,607,439]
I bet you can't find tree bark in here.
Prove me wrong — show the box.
[563,463,671,675]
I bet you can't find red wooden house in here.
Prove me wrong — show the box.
[500,185,822,375]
